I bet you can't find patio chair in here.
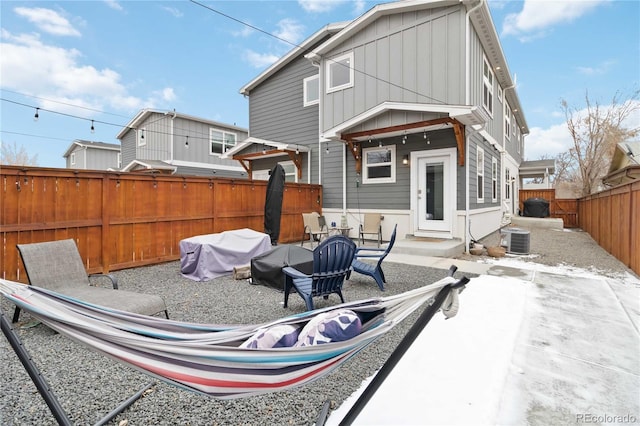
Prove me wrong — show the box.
[300,212,329,248]
[351,224,397,291]
[284,235,357,311]
[12,239,168,323]
[359,213,382,247]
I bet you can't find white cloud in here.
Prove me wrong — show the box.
[14,7,81,37]
[161,6,183,18]
[160,87,176,102]
[103,1,123,12]
[243,49,279,68]
[524,122,572,161]
[0,29,147,114]
[576,60,615,76]
[273,18,305,45]
[232,26,254,38]
[298,0,342,13]
[502,0,608,39]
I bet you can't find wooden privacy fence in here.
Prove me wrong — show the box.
[519,189,578,228]
[1,166,323,282]
[578,181,640,275]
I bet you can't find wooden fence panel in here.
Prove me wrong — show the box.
[518,189,579,227]
[632,182,640,273]
[1,166,323,282]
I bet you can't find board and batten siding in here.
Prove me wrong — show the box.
[467,134,501,210]
[120,131,137,167]
[321,5,465,132]
[248,53,324,184]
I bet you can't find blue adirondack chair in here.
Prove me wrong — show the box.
[283,235,357,311]
[350,224,397,291]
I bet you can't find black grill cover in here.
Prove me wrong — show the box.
[523,197,550,218]
[250,245,313,290]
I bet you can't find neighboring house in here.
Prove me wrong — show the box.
[117,109,248,176]
[520,159,556,190]
[602,141,640,187]
[63,140,121,170]
[232,0,530,250]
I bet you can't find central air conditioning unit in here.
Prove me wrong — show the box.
[500,228,530,255]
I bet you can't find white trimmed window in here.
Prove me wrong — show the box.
[303,75,319,106]
[504,103,512,142]
[492,157,498,202]
[477,147,485,202]
[70,152,76,165]
[505,168,511,200]
[117,153,122,168]
[326,52,354,93]
[516,127,522,154]
[363,145,396,184]
[210,129,237,155]
[498,86,503,103]
[482,56,494,116]
[138,128,146,146]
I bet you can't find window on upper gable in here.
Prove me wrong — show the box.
[504,104,512,141]
[303,75,319,106]
[326,52,354,93]
[117,153,122,168]
[138,128,146,146]
[482,56,494,116]
[210,129,237,155]
[70,152,76,165]
[363,145,395,184]
[477,147,485,203]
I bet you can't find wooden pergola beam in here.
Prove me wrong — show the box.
[232,148,303,180]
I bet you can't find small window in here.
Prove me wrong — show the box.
[492,157,498,202]
[482,56,494,116]
[138,128,146,146]
[498,86,503,103]
[505,168,511,200]
[504,104,512,141]
[363,145,396,184]
[70,152,76,165]
[326,52,354,93]
[117,153,122,168]
[210,128,237,155]
[303,75,319,106]
[477,147,484,202]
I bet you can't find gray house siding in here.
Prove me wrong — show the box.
[66,144,120,170]
[248,51,326,184]
[322,6,465,132]
[120,132,137,167]
[468,135,501,210]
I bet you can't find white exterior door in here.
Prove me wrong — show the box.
[411,148,456,237]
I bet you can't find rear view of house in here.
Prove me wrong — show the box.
[235,0,531,251]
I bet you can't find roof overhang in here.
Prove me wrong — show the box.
[222,137,310,179]
[519,160,556,178]
[602,164,640,187]
[121,160,177,174]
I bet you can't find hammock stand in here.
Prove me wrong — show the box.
[1,266,468,425]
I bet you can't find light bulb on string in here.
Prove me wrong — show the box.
[378,140,382,148]
[325,142,329,154]
[34,108,39,122]
[185,136,189,148]
[90,120,95,134]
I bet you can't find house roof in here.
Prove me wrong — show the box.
[116,109,248,140]
[121,159,177,174]
[239,21,349,96]
[222,137,310,159]
[63,140,120,158]
[519,159,556,178]
[305,0,528,134]
[607,141,640,173]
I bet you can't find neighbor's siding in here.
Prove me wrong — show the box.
[120,131,137,168]
[85,148,120,170]
[249,51,326,184]
[321,5,465,132]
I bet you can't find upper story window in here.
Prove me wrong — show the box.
[70,152,76,165]
[482,56,494,116]
[303,75,319,106]
[504,104,512,141]
[492,157,498,202]
[505,168,511,200]
[363,145,396,184]
[326,52,354,93]
[210,129,236,155]
[137,128,146,146]
[516,126,522,154]
[477,147,485,203]
[498,86,503,103]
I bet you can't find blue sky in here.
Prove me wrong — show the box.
[1,0,638,168]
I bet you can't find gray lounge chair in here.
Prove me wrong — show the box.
[351,225,397,291]
[12,239,168,323]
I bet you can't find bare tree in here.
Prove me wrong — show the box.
[1,141,39,166]
[560,89,640,196]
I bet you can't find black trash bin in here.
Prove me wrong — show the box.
[523,197,550,218]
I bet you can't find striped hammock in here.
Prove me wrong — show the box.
[0,275,461,400]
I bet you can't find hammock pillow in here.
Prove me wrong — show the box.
[296,309,362,346]
[240,325,301,349]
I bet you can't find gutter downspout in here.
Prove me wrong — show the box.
[465,0,484,253]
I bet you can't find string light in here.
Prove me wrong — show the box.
[262,144,266,154]
[426,135,431,145]
[402,134,407,144]
[185,135,189,148]
[423,130,427,139]
[325,142,329,154]
[378,140,382,148]
[90,120,95,133]
[34,108,39,121]
[295,145,299,155]
[140,129,145,139]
